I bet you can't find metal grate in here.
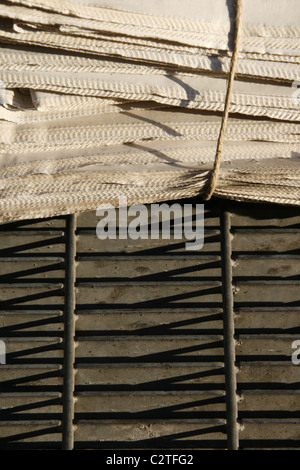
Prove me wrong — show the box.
[0,199,299,450]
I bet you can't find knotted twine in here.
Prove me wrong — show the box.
[203,0,243,200]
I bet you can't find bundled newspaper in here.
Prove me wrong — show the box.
[0,0,299,222]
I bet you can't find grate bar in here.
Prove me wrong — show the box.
[77,254,221,261]
[220,210,239,450]
[62,214,77,451]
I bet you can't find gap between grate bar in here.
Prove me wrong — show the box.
[220,209,239,450]
[62,214,77,450]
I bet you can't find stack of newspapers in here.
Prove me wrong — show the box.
[0,0,300,222]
